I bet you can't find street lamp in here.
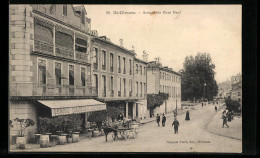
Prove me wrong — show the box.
[203,83,206,101]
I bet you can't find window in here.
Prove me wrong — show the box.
[63,5,67,16]
[110,76,113,91]
[129,59,132,75]
[118,77,121,96]
[93,48,98,69]
[118,56,121,73]
[102,75,106,97]
[94,74,98,94]
[81,67,86,86]
[55,62,61,85]
[81,10,85,24]
[144,83,146,96]
[136,82,138,96]
[38,59,46,84]
[135,64,138,74]
[123,57,126,74]
[69,65,74,85]
[75,38,87,53]
[123,78,126,96]
[102,50,106,70]
[129,79,132,94]
[140,65,142,74]
[140,82,142,96]
[34,22,53,43]
[110,53,114,72]
[55,31,73,48]
[49,5,55,15]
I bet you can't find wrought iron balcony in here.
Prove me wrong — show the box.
[55,45,74,60]
[75,51,89,63]
[34,40,54,55]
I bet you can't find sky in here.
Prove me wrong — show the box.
[84,5,241,83]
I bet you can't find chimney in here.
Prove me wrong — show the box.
[142,50,149,62]
[119,39,123,47]
[154,57,161,64]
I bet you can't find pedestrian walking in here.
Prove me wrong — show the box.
[222,116,229,128]
[215,106,217,112]
[162,113,166,127]
[156,114,160,127]
[185,110,190,120]
[227,111,232,122]
[172,118,180,134]
[174,109,178,118]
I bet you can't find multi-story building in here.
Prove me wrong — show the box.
[9,5,106,142]
[91,36,147,119]
[230,73,242,102]
[146,56,181,117]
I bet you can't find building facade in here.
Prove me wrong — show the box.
[9,4,106,142]
[91,36,148,120]
[146,57,181,117]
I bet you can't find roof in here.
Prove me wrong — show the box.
[92,37,136,56]
[134,57,148,65]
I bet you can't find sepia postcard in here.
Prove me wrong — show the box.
[9,4,242,153]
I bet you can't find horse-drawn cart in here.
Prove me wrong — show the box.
[104,119,140,142]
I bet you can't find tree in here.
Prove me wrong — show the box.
[180,53,218,101]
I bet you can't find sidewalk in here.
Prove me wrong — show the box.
[206,104,242,140]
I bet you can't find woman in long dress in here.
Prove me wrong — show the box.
[185,110,190,120]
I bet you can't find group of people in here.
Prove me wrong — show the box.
[156,109,191,134]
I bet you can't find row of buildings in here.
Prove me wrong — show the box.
[217,73,242,102]
[9,5,181,140]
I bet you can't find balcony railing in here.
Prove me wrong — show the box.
[55,45,74,59]
[75,51,89,63]
[118,91,121,97]
[9,83,97,97]
[110,90,114,97]
[34,40,54,55]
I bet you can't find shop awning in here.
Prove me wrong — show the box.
[37,99,106,117]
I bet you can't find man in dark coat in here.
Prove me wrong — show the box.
[215,106,217,112]
[172,118,180,134]
[156,114,160,127]
[222,116,229,128]
[162,114,166,127]
[185,110,190,120]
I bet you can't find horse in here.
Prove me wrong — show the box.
[103,123,118,142]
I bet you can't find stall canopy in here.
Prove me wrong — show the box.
[37,99,106,117]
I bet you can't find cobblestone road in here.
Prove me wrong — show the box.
[24,104,242,153]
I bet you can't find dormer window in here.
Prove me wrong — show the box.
[63,5,67,16]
